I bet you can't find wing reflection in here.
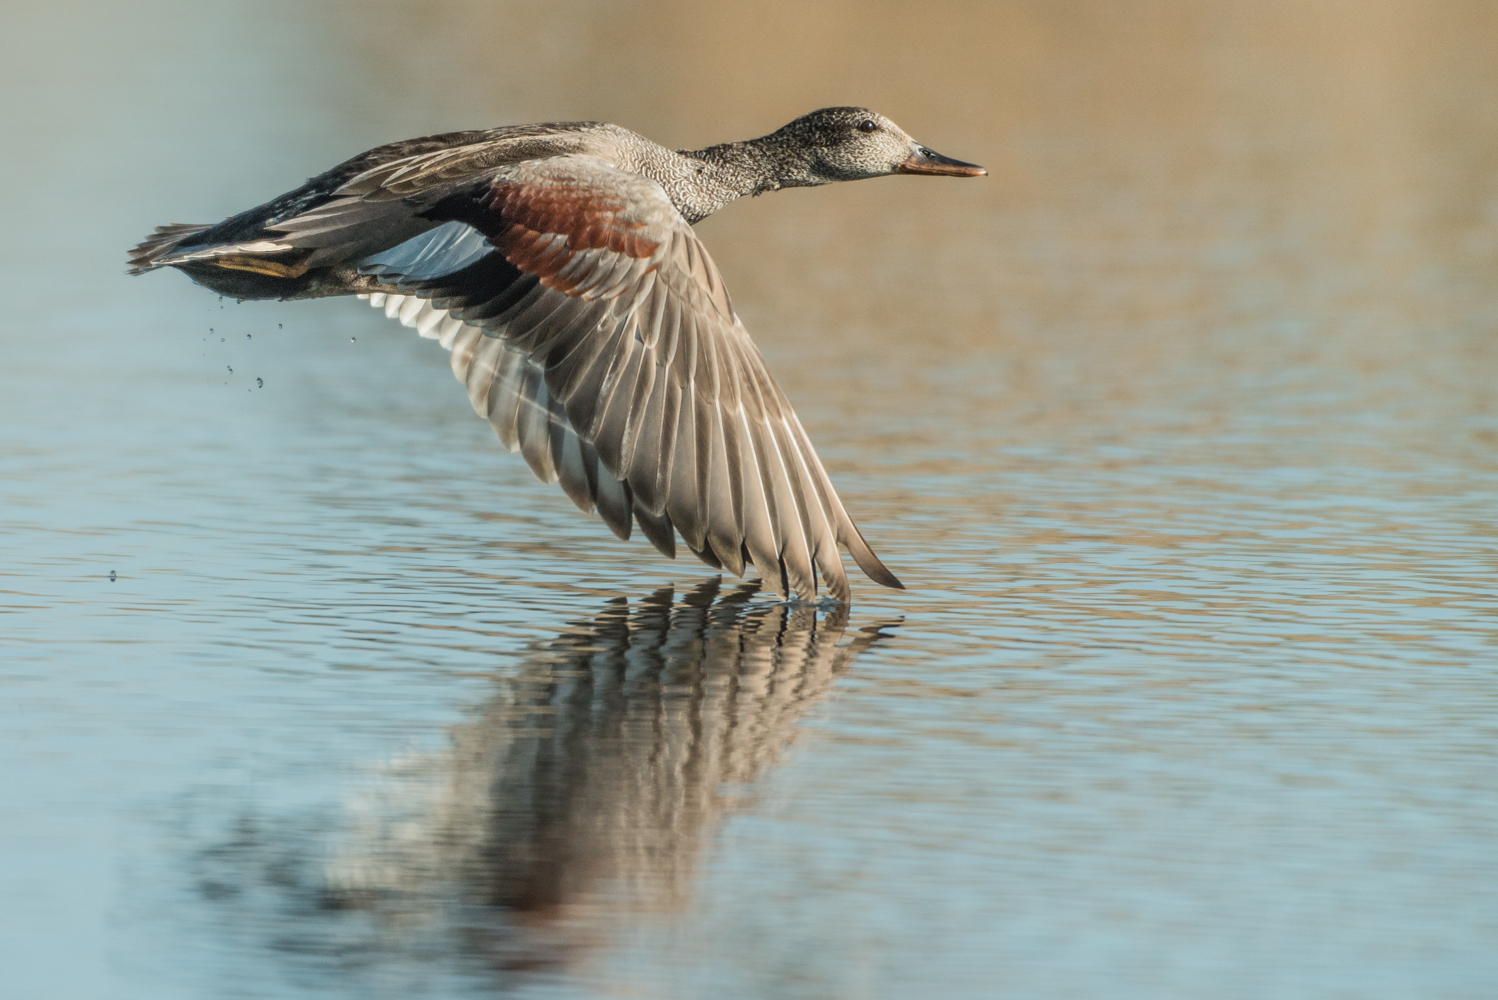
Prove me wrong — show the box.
[316,580,895,977]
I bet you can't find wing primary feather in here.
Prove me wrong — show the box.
[413,302,445,339]
[761,414,817,598]
[665,375,709,557]
[614,329,661,483]
[627,362,677,517]
[707,334,748,565]
[594,467,633,541]
[589,328,643,473]
[436,315,467,350]
[397,295,425,327]
[734,404,787,598]
[514,364,558,483]
[729,345,798,595]
[785,411,904,591]
[552,410,595,514]
[446,324,485,381]
[463,334,509,417]
[483,345,528,451]
[736,355,815,598]
[777,415,851,602]
[632,501,677,559]
[703,402,744,575]
[686,541,723,570]
[550,320,627,435]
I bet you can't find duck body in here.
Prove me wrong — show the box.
[129,108,984,602]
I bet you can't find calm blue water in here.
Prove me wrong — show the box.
[3,3,1497,998]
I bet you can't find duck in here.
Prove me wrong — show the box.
[128,107,985,602]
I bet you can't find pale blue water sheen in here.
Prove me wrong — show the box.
[3,2,1498,999]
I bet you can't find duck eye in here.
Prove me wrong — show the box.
[858,120,878,133]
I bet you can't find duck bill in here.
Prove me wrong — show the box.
[898,147,987,177]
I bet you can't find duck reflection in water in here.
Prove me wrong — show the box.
[233,580,897,981]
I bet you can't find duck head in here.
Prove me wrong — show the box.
[767,106,986,186]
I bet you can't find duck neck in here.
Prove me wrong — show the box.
[667,136,815,223]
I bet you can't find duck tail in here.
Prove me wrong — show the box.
[127,223,212,275]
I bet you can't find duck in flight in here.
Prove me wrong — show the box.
[128,107,985,602]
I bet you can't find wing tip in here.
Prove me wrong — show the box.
[841,522,905,591]
[634,502,678,559]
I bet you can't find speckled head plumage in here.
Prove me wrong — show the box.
[761,106,988,184]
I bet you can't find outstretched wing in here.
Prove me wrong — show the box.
[271,153,901,601]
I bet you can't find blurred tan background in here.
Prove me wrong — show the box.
[4,4,1498,998]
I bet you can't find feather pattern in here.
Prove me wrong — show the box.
[232,153,901,600]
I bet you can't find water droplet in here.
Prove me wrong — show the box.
[209,328,214,333]
[246,333,251,339]
[227,366,233,374]
[220,338,225,343]
[350,337,357,343]
[108,570,116,582]
[277,324,283,329]
[256,377,263,388]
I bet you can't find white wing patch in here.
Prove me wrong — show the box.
[359,221,493,284]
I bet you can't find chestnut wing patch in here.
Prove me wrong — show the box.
[432,159,669,300]
[488,180,659,279]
